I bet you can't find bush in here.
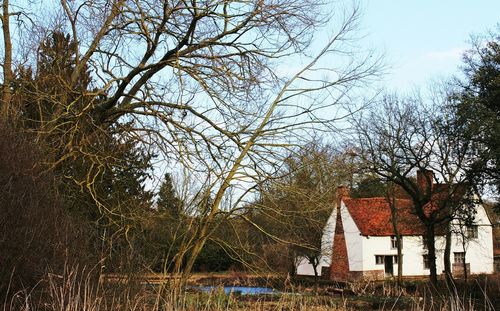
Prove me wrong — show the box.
[193,241,240,272]
[0,122,93,296]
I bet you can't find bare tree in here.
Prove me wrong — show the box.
[385,181,403,284]
[1,0,13,120]
[354,93,475,286]
[250,143,355,277]
[1,0,382,285]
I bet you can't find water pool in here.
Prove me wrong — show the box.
[194,286,277,295]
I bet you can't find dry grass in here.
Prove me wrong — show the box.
[2,268,498,311]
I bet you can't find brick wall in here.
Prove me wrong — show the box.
[330,204,350,281]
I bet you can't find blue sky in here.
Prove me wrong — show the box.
[359,0,499,90]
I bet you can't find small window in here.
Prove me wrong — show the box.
[392,255,399,264]
[466,226,478,239]
[422,236,428,249]
[391,236,402,249]
[423,255,429,269]
[375,255,384,265]
[454,252,465,264]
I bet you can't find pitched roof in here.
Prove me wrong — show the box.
[343,197,428,236]
[341,179,470,237]
[338,170,473,237]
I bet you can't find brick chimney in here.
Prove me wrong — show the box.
[330,186,350,281]
[417,169,434,193]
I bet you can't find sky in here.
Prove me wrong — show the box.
[358,0,500,91]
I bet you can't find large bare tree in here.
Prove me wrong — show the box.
[1,0,381,283]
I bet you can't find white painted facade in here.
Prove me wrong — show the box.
[297,200,495,278]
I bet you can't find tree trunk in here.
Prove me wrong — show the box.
[461,238,468,283]
[387,188,403,284]
[289,249,297,277]
[426,224,438,287]
[462,251,468,283]
[396,239,403,283]
[311,257,319,293]
[444,222,454,285]
[312,258,319,278]
[1,0,13,120]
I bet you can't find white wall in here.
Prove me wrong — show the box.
[362,236,395,272]
[449,203,494,274]
[341,201,363,271]
[356,202,494,277]
[360,234,449,276]
[296,257,317,276]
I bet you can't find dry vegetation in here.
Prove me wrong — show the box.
[3,266,499,310]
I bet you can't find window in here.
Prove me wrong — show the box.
[392,255,399,264]
[466,225,478,239]
[375,255,400,265]
[391,236,402,249]
[454,252,465,264]
[422,236,428,249]
[423,255,429,269]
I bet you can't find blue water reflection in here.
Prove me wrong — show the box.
[195,286,276,295]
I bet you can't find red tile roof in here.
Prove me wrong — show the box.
[339,174,468,236]
[343,197,437,236]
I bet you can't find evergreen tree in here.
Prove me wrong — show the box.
[157,173,183,217]
[350,175,387,198]
[14,32,91,129]
[451,30,500,197]
[11,32,154,271]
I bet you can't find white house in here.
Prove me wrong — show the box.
[297,172,495,280]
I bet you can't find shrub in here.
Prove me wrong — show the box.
[0,122,93,296]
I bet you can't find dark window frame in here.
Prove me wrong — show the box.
[454,252,465,264]
[390,236,402,249]
[423,254,429,269]
[422,235,428,249]
[466,225,478,239]
[375,255,400,265]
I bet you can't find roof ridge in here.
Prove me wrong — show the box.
[344,197,412,202]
